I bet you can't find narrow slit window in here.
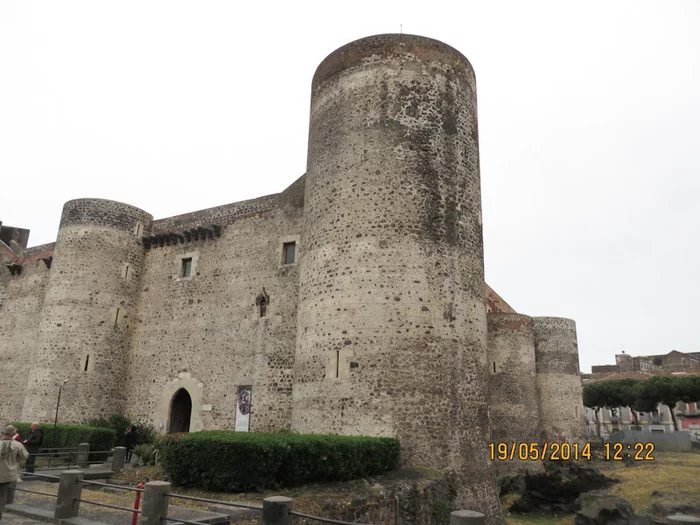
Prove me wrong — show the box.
[114,308,120,326]
[181,258,192,278]
[84,355,90,372]
[259,298,267,318]
[135,222,143,237]
[335,350,340,378]
[492,362,496,373]
[283,242,296,265]
[124,265,130,280]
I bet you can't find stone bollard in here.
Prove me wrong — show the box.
[77,443,90,468]
[451,510,486,525]
[55,470,84,520]
[112,446,126,473]
[262,496,293,525]
[141,481,171,525]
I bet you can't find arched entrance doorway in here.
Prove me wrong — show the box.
[169,388,192,433]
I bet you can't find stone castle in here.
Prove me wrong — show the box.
[1,34,584,521]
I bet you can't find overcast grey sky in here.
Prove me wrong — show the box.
[1,1,698,372]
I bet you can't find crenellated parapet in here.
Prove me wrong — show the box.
[143,225,222,250]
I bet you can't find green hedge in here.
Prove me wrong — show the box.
[11,423,116,460]
[158,431,400,492]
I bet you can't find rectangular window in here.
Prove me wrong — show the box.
[181,258,192,278]
[283,242,296,265]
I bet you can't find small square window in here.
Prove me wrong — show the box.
[181,258,192,278]
[283,242,296,265]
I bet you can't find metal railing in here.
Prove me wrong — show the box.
[24,443,125,475]
[24,442,114,471]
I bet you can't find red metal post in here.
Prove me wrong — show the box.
[133,481,146,525]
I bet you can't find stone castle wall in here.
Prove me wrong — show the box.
[0,244,53,423]
[124,191,303,433]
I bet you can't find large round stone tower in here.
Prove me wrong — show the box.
[533,317,585,442]
[292,34,502,521]
[487,313,543,478]
[22,199,152,422]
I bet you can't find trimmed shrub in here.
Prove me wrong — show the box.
[11,423,116,461]
[158,431,400,492]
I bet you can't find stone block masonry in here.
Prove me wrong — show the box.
[0,33,585,525]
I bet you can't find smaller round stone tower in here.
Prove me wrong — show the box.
[533,317,585,442]
[22,199,152,422]
[487,313,543,478]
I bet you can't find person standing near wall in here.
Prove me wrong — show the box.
[22,422,42,473]
[1,426,29,520]
[125,427,138,464]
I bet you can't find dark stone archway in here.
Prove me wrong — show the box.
[169,388,192,433]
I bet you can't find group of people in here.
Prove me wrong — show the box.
[0,423,44,520]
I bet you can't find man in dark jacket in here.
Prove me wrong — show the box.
[125,427,138,463]
[22,422,42,473]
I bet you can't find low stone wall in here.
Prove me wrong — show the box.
[610,430,691,451]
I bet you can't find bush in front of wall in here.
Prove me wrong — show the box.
[10,423,116,462]
[158,431,400,492]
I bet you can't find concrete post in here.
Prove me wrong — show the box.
[77,443,90,468]
[451,510,486,525]
[141,481,171,525]
[54,470,84,520]
[262,496,292,525]
[112,446,126,472]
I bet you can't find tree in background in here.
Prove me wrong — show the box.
[612,379,643,429]
[583,376,700,433]
[633,377,682,430]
